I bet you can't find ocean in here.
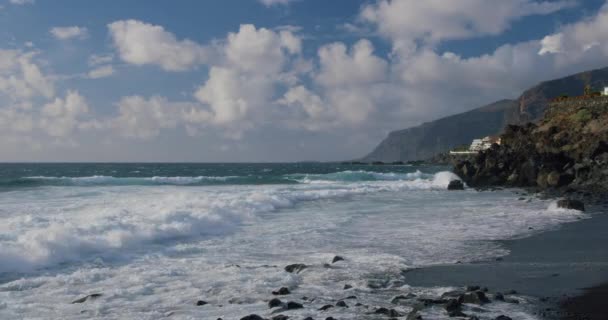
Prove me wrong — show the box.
[0,163,584,319]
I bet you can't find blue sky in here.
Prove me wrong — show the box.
[1,0,608,162]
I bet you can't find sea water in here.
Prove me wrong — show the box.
[0,163,584,319]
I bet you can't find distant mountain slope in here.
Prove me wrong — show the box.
[362,66,608,162]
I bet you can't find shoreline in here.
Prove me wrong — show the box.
[404,194,608,319]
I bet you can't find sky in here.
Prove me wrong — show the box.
[1,0,608,162]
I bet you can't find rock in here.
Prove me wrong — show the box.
[240,315,265,320]
[344,295,357,300]
[272,316,289,320]
[448,310,467,317]
[466,286,480,292]
[375,308,403,317]
[325,318,336,320]
[196,300,208,306]
[494,292,504,301]
[459,291,490,304]
[303,318,313,320]
[318,304,333,311]
[557,199,585,211]
[418,298,447,305]
[332,256,345,263]
[272,287,291,295]
[71,293,102,304]
[406,311,423,320]
[286,301,303,310]
[343,284,353,290]
[495,316,512,320]
[448,180,465,190]
[392,293,417,303]
[268,298,282,308]
[336,301,348,308]
[469,317,480,320]
[444,299,461,312]
[547,171,574,188]
[284,264,307,273]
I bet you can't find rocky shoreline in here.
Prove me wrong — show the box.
[453,98,608,205]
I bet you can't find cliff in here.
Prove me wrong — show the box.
[363,66,608,162]
[453,97,608,195]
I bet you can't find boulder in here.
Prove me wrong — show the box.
[240,316,265,320]
[343,284,353,290]
[284,264,307,274]
[557,199,585,211]
[268,298,282,308]
[196,300,208,306]
[318,304,333,311]
[406,311,423,320]
[547,171,574,188]
[459,291,490,304]
[286,301,303,310]
[447,180,465,190]
[332,256,345,263]
[444,299,461,312]
[495,316,512,320]
[272,287,290,295]
[391,293,416,304]
[375,308,403,317]
[71,293,102,304]
[272,316,288,320]
[336,301,348,308]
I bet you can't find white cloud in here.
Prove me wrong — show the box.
[360,0,577,53]
[108,20,212,71]
[50,26,88,40]
[9,0,34,5]
[110,96,197,139]
[259,0,297,7]
[0,50,54,100]
[87,65,115,79]
[40,91,90,137]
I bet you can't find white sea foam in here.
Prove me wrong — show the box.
[0,171,586,319]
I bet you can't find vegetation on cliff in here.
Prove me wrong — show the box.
[454,97,608,194]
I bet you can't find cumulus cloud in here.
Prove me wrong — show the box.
[0,50,54,100]
[360,0,577,53]
[50,26,88,40]
[39,91,90,137]
[108,20,212,71]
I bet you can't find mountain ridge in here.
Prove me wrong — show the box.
[362,66,608,162]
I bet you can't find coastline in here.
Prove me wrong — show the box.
[404,194,608,319]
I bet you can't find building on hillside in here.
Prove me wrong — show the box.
[603,87,608,96]
[450,136,501,155]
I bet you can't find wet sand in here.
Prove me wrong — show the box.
[404,202,608,319]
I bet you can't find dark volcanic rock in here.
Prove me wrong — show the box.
[268,298,282,308]
[71,293,102,304]
[459,291,490,304]
[392,293,417,304]
[272,316,288,320]
[375,307,403,317]
[272,287,291,295]
[286,301,303,310]
[447,180,465,190]
[318,304,333,311]
[557,199,585,211]
[336,301,348,308]
[241,315,265,320]
[284,264,307,274]
[343,284,353,290]
[444,299,462,312]
[495,316,512,320]
[196,300,208,306]
[332,255,345,263]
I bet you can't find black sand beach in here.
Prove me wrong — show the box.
[405,200,608,319]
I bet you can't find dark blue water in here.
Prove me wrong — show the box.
[0,163,445,188]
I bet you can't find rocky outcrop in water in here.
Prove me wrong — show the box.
[454,97,608,197]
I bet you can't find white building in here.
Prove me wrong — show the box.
[450,136,501,155]
[603,87,608,96]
